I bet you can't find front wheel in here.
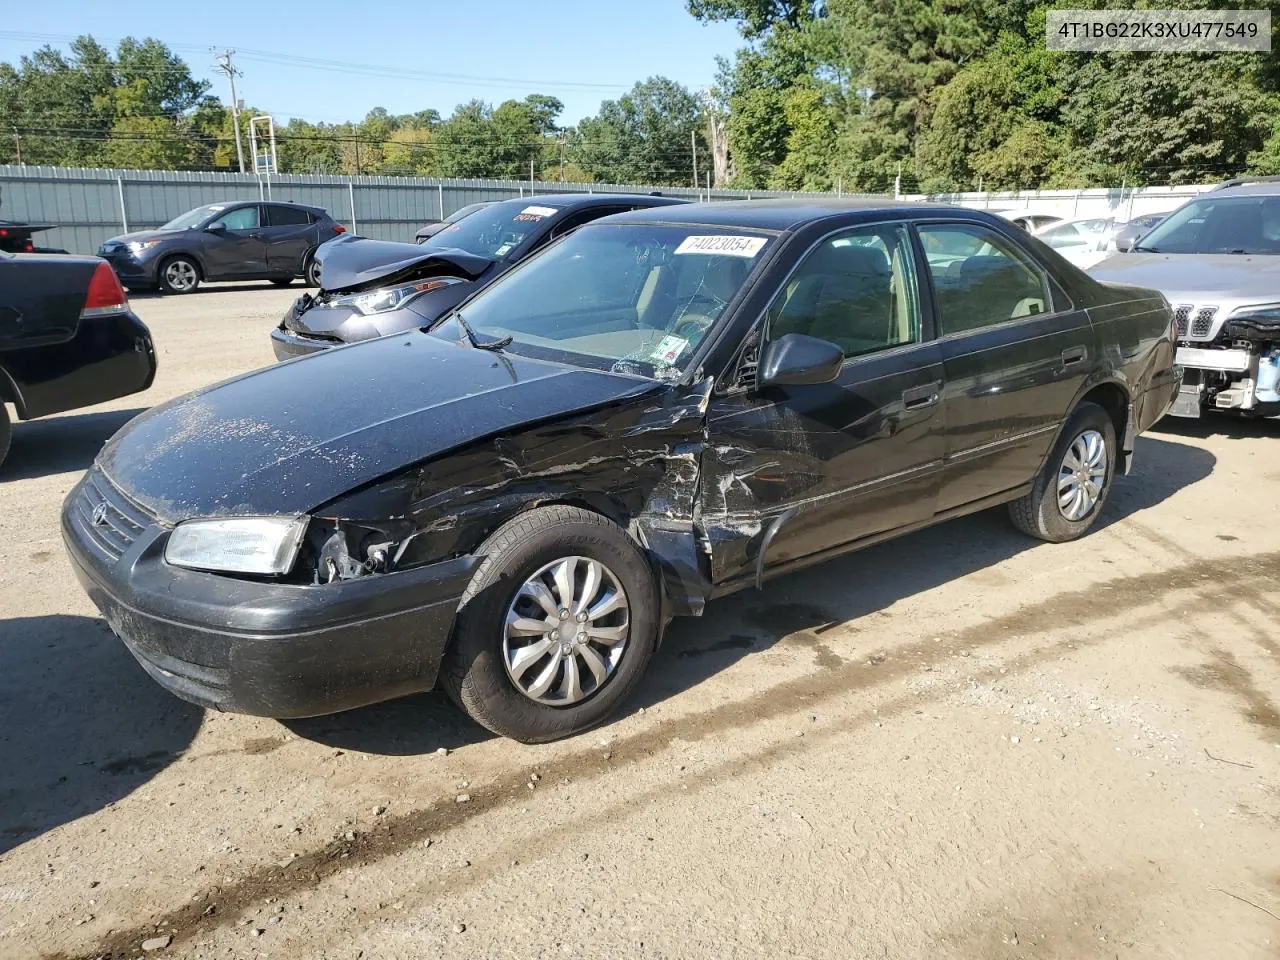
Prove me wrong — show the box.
[441,505,659,743]
[158,256,200,295]
[1008,401,1116,542]
[0,403,11,470]
[304,255,321,288]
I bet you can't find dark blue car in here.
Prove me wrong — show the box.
[98,200,344,294]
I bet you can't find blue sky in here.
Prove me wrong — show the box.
[0,0,744,125]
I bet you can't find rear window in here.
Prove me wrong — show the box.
[267,205,313,226]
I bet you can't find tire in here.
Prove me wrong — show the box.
[158,256,200,295]
[0,404,10,471]
[1008,401,1117,543]
[270,277,294,288]
[304,255,321,288]
[441,505,660,743]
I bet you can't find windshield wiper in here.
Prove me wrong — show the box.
[1131,244,1159,253]
[454,313,512,352]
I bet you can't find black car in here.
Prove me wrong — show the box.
[63,200,1179,742]
[414,200,495,243]
[0,251,156,468]
[270,193,685,360]
[98,201,344,295]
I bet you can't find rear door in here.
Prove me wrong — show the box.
[262,205,316,275]
[200,204,266,278]
[915,221,1093,512]
[701,221,945,585]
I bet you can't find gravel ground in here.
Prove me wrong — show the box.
[1,282,1278,959]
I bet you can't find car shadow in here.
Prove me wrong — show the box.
[286,433,1216,754]
[1151,413,1280,441]
[285,693,494,756]
[0,615,204,854]
[627,432,1216,712]
[2,407,147,482]
[128,282,309,300]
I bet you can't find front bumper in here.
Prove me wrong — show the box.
[62,471,477,718]
[99,250,159,287]
[271,324,341,361]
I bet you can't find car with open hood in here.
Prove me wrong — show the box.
[64,200,1178,742]
[269,193,685,360]
[97,200,344,294]
[1090,178,1280,418]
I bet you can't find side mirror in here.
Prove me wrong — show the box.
[204,222,226,234]
[758,333,844,388]
[1115,236,1133,253]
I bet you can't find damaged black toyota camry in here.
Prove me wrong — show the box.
[63,200,1179,742]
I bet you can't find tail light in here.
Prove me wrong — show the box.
[81,261,129,318]
[333,224,346,234]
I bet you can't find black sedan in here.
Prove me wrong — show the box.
[63,200,1178,742]
[270,193,684,360]
[98,201,345,294]
[0,251,156,469]
[414,200,495,243]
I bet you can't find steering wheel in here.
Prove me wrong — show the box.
[672,313,715,340]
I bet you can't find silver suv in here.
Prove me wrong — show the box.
[1089,177,1280,419]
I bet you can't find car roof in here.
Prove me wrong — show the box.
[1207,182,1280,197]
[491,193,686,211]
[603,198,971,231]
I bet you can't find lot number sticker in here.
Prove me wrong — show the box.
[514,205,558,222]
[675,235,767,257]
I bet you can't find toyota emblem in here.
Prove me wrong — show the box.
[91,503,109,526]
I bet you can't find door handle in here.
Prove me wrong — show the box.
[1061,346,1088,366]
[902,381,941,410]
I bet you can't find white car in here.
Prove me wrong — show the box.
[992,208,1064,232]
[1033,217,1119,269]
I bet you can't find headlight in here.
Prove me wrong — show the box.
[127,240,161,256]
[331,278,463,316]
[165,516,308,575]
[1229,303,1280,321]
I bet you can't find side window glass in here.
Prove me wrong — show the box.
[766,224,921,359]
[917,224,1050,335]
[214,206,259,231]
[267,205,310,226]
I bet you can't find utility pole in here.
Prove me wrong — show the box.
[559,132,566,182]
[11,128,20,165]
[691,129,698,189]
[214,50,246,173]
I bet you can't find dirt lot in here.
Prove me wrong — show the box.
[1,282,1278,960]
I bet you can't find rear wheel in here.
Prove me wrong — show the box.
[441,505,659,743]
[1008,402,1116,542]
[158,256,200,295]
[0,404,10,470]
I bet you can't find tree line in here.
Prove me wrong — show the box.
[3,5,1280,192]
[0,36,707,185]
[699,0,1280,192]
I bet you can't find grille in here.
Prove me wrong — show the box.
[1191,306,1218,339]
[1173,304,1192,337]
[73,470,154,562]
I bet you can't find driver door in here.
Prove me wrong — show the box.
[201,204,266,278]
[700,222,946,586]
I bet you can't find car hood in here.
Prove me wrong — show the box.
[102,230,187,247]
[1089,252,1280,305]
[316,234,493,293]
[98,332,658,524]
